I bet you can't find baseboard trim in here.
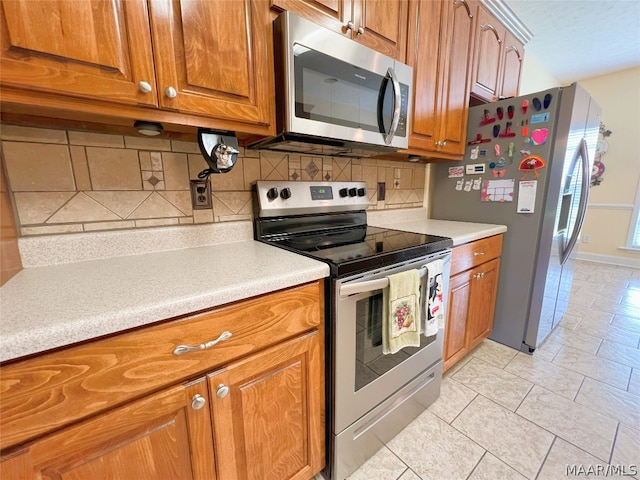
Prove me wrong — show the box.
[576,251,640,268]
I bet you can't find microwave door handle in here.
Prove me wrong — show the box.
[382,67,401,146]
[340,266,429,297]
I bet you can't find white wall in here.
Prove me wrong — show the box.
[518,53,562,94]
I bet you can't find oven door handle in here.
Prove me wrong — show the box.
[339,265,428,297]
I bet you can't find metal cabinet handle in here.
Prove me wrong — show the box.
[473,251,486,256]
[357,25,364,35]
[453,0,473,18]
[216,384,230,398]
[191,394,207,410]
[138,81,152,93]
[173,331,232,355]
[165,86,178,98]
[346,21,355,31]
[481,24,502,43]
[474,272,485,280]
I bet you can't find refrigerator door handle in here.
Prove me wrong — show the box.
[560,138,590,265]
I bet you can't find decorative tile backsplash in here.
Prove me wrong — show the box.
[1,124,426,236]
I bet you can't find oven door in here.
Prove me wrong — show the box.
[332,250,451,435]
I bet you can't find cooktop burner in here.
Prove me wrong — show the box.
[253,180,453,277]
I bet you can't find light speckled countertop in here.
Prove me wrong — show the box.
[368,208,507,245]
[1,236,328,363]
[1,214,506,363]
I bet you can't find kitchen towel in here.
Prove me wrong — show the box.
[424,259,445,336]
[383,269,421,354]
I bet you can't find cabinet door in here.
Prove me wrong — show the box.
[436,0,475,156]
[271,0,353,34]
[499,30,523,99]
[443,269,472,372]
[406,0,442,152]
[470,4,505,102]
[208,331,324,480]
[0,0,157,106]
[354,0,408,60]
[467,258,500,349]
[149,0,274,127]
[0,378,216,480]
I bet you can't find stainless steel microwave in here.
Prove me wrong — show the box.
[248,12,413,157]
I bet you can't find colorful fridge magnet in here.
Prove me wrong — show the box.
[448,166,464,178]
[492,168,506,178]
[507,105,514,119]
[473,178,483,190]
[468,133,491,145]
[521,99,529,114]
[481,179,514,202]
[470,146,479,160]
[508,142,515,160]
[530,128,549,145]
[455,179,464,191]
[493,124,501,137]
[532,97,542,111]
[494,144,501,156]
[519,154,546,180]
[499,121,516,137]
[480,109,496,125]
[464,179,473,192]
[497,107,504,120]
[543,93,552,109]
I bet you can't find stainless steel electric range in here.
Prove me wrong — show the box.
[253,181,453,480]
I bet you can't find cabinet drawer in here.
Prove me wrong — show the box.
[450,234,502,275]
[0,281,323,450]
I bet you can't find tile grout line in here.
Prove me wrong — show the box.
[463,450,488,480]
[533,435,558,480]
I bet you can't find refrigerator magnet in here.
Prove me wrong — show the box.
[464,179,473,192]
[470,146,480,160]
[481,179,514,202]
[473,178,483,190]
[517,180,537,213]
[519,155,546,180]
[448,166,465,178]
[455,179,464,191]
[530,128,549,145]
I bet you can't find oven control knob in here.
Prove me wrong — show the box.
[357,188,366,197]
[280,187,291,200]
[266,187,278,201]
[339,188,348,198]
[348,188,357,197]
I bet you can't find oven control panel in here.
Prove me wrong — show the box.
[254,181,369,217]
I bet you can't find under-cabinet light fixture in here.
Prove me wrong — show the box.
[134,120,163,136]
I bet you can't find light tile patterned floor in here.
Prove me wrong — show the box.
[330,260,640,479]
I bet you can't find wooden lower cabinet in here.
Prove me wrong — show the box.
[0,377,216,479]
[209,331,324,480]
[0,282,325,480]
[443,235,502,372]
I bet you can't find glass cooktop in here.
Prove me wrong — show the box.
[263,225,452,277]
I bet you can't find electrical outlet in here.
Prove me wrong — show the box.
[377,182,386,201]
[190,179,212,209]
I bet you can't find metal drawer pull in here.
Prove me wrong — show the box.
[173,331,232,355]
[473,251,486,256]
[191,394,207,410]
[216,384,230,398]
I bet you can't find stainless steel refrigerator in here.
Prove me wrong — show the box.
[431,83,601,352]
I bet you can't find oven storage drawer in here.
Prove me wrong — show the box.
[0,282,322,450]
[450,234,503,275]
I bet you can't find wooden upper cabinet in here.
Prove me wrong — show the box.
[407,0,474,158]
[354,0,408,60]
[470,4,506,102]
[208,331,324,480]
[0,0,157,106]
[499,30,524,99]
[271,0,408,60]
[1,378,217,480]
[149,0,274,126]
